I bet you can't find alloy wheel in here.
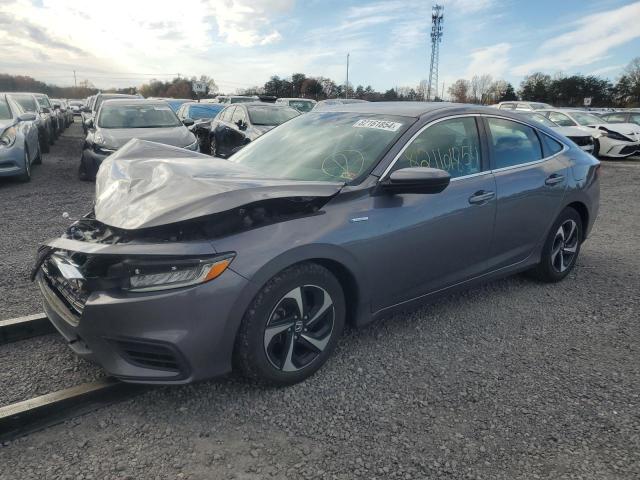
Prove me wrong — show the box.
[551,219,578,273]
[264,285,335,372]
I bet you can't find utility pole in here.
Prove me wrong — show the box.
[427,4,444,101]
[345,53,350,99]
[441,81,445,101]
[73,70,77,88]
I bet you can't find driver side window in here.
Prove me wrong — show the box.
[393,117,482,179]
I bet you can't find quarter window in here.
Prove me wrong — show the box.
[393,117,482,179]
[486,117,542,169]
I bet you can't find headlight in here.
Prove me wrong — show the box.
[185,139,199,151]
[604,131,632,142]
[0,126,17,147]
[125,254,235,292]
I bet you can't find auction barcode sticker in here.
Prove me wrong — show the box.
[353,119,402,132]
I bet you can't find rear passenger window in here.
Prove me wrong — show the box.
[393,117,482,178]
[486,118,542,169]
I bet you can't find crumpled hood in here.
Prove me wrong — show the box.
[95,139,343,230]
[587,122,640,137]
[99,126,195,149]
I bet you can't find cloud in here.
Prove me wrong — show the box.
[465,43,511,78]
[207,0,294,47]
[511,1,640,75]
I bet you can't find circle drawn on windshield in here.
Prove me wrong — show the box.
[321,150,366,181]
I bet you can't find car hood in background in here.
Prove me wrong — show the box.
[252,125,276,135]
[94,139,343,230]
[98,126,195,149]
[553,126,591,138]
[0,119,16,131]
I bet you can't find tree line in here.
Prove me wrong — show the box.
[447,58,640,107]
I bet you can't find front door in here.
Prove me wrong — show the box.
[356,116,497,311]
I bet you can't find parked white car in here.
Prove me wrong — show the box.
[517,112,594,154]
[496,101,553,111]
[538,109,640,158]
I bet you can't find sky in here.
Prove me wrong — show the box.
[1,0,639,94]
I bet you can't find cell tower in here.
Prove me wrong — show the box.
[427,4,444,101]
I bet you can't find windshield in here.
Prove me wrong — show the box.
[248,106,299,126]
[521,112,557,127]
[95,95,137,112]
[530,103,550,110]
[289,100,315,112]
[36,96,51,108]
[188,105,222,119]
[0,99,12,120]
[231,112,413,183]
[98,103,182,128]
[571,112,606,126]
[10,94,38,112]
[230,97,256,104]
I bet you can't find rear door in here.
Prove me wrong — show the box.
[483,116,569,269]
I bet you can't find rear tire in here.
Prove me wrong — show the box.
[40,131,50,153]
[592,138,600,157]
[234,263,345,386]
[528,207,582,283]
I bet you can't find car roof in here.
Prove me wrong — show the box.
[100,99,170,107]
[312,101,472,117]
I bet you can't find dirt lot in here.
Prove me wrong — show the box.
[0,124,639,479]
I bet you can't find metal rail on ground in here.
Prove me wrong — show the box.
[0,378,147,442]
[0,313,55,345]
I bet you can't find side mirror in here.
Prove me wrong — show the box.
[85,118,94,129]
[379,167,451,195]
[82,106,90,112]
[41,107,50,114]
[18,113,37,122]
[236,120,247,130]
[182,118,195,127]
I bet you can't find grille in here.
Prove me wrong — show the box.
[113,339,185,374]
[41,260,88,316]
[568,136,593,147]
[620,145,640,155]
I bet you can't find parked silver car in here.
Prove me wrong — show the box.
[7,92,54,152]
[79,99,198,180]
[35,103,600,386]
[0,94,41,181]
[517,111,594,154]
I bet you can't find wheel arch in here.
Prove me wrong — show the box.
[565,201,589,241]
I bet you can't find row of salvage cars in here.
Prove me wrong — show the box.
[495,101,640,158]
[0,92,75,181]
[34,100,603,387]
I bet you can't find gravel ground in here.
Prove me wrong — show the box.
[1,130,639,479]
[0,122,102,405]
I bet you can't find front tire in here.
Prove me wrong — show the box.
[18,147,31,182]
[528,207,582,282]
[234,263,346,386]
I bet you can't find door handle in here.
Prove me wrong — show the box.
[545,173,565,186]
[468,190,495,205]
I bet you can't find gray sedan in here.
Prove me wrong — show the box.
[35,102,600,386]
[0,94,41,181]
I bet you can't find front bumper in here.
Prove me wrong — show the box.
[0,145,26,177]
[599,138,640,158]
[38,261,249,384]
